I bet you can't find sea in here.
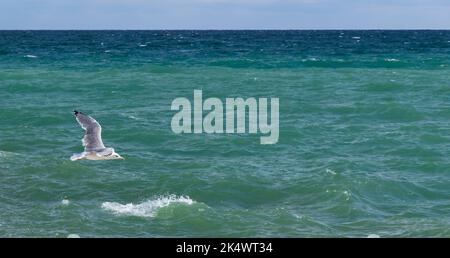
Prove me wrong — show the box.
[0,30,449,237]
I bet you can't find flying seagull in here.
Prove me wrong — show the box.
[70,110,124,161]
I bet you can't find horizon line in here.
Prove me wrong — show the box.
[1,28,450,31]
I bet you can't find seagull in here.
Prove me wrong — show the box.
[70,110,124,161]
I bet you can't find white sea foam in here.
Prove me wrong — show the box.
[325,168,337,175]
[302,57,318,62]
[24,55,37,58]
[61,199,70,205]
[342,190,351,201]
[385,58,400,62]
[139,44,147,47]
[0,151,19,158]
[367,234,380,238]
[352,36,361,39]
[119,112,139,120]
[293,214,303,220]
[102,195,195,218]
[67,234,80,238]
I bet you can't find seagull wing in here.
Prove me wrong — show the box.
[74,111,105,151]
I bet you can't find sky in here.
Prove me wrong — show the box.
[1,0,450,29]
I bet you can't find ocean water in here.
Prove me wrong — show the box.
[1,30,450,237]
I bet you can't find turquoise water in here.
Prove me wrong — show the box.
[1,30,450,237]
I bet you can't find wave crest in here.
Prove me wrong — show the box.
[101,195,195,218]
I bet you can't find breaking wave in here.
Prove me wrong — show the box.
[101,195,195,218]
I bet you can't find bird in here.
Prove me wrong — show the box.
[70,110,124,161]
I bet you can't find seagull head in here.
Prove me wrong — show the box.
[104,148,124,160]
[111,152,124,160]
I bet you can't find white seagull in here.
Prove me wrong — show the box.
[70,110,124,161]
